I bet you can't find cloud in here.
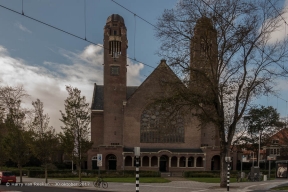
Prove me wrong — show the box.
[264,0,288,44]
[14,22,32,33]
[0,44,144,132]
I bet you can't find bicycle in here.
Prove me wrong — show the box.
[246,172,254,182]
[93,176,108,189]
[236,172,241,182]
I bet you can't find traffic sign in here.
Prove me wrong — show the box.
[97,154,102,167]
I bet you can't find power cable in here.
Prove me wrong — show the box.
[0,3,156,71]
[84,0,87,40]
[1,1,287,111]
[268,0,288,27]
[22,0,24,15]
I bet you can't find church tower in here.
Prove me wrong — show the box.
[103,14,128,145]
[190,17,219,147]
[190,16,217,91]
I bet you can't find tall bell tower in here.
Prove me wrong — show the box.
[103,14,128,145]
[190,17,219,147]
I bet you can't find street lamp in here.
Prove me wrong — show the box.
[250,152,254,166]
[258,131,261,167]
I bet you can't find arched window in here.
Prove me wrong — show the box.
[188,157,194,167]
[106,154,117,170]
[142,156,149,166]
[179,157,186,167]
[196,157,203,167]
[211,155,220,170]
[92,156,98,170]
[125,156,132,166]
[151,156,158,167]
[140,104,185,143]
[171,156,177,167]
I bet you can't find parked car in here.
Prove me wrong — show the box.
[0,171,16,184]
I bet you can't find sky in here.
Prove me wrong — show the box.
[0,0,287,132]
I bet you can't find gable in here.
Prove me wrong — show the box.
[127,59,184,102]
[91,84,139,110]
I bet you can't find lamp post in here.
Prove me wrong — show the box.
[258,130,262,167]
[250,152,254,167]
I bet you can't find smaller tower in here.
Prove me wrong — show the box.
[189,16,217,90]
[190,17,219,147]
[103,14,128,145]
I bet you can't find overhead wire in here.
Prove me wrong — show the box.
[267,0,288,27]
[134,14,136,60]
[1,1,287,113]
[21,0,24,15]
[111,0,288,115]
[0,3,156,71]
[84,0,86,40]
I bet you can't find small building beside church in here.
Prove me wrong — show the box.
[87,14,237,172]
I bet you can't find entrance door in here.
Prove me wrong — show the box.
[159,155,168,172]
[109,160,117,170]
[107,154,117,170]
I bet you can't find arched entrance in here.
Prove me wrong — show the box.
[106,154,117,170]
[211,155,220,170]
[92,156,98,170]
[159,155,168,172]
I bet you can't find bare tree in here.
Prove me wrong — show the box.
[155,0,288,187]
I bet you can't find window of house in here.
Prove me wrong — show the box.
[270,148,281,155]
[114,30,117,35]
[272,139,279,144]
[111,66,120,76]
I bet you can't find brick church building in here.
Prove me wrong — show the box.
[87,14,237,172]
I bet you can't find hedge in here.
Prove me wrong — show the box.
[28,170,160,178]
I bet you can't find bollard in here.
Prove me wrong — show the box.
[227,163,230,191]
[136,157,139,192]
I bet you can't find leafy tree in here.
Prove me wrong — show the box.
[0,85,31,182]
[29,99,58,183]
[155,0,288,187]
[59,85,92,183]
[236,106,284,164]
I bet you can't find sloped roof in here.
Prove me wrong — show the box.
[126,59,184,102]
[123,147,203,153]
[91,84,139,110]
[91,60,183,110]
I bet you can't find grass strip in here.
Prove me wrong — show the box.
[187,178,238,183]
[56,177,170,183]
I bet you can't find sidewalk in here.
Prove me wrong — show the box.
[15,176,288,192]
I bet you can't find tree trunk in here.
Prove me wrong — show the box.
[78,163,82,183]
[220,153,227,187]
[45,164,48,183]
[19,164,23,183]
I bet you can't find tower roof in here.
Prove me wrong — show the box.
[194,16,215,32]
[106,14,125,24]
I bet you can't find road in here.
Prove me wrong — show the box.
[0,184,108,192]
[0,177,288,192]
